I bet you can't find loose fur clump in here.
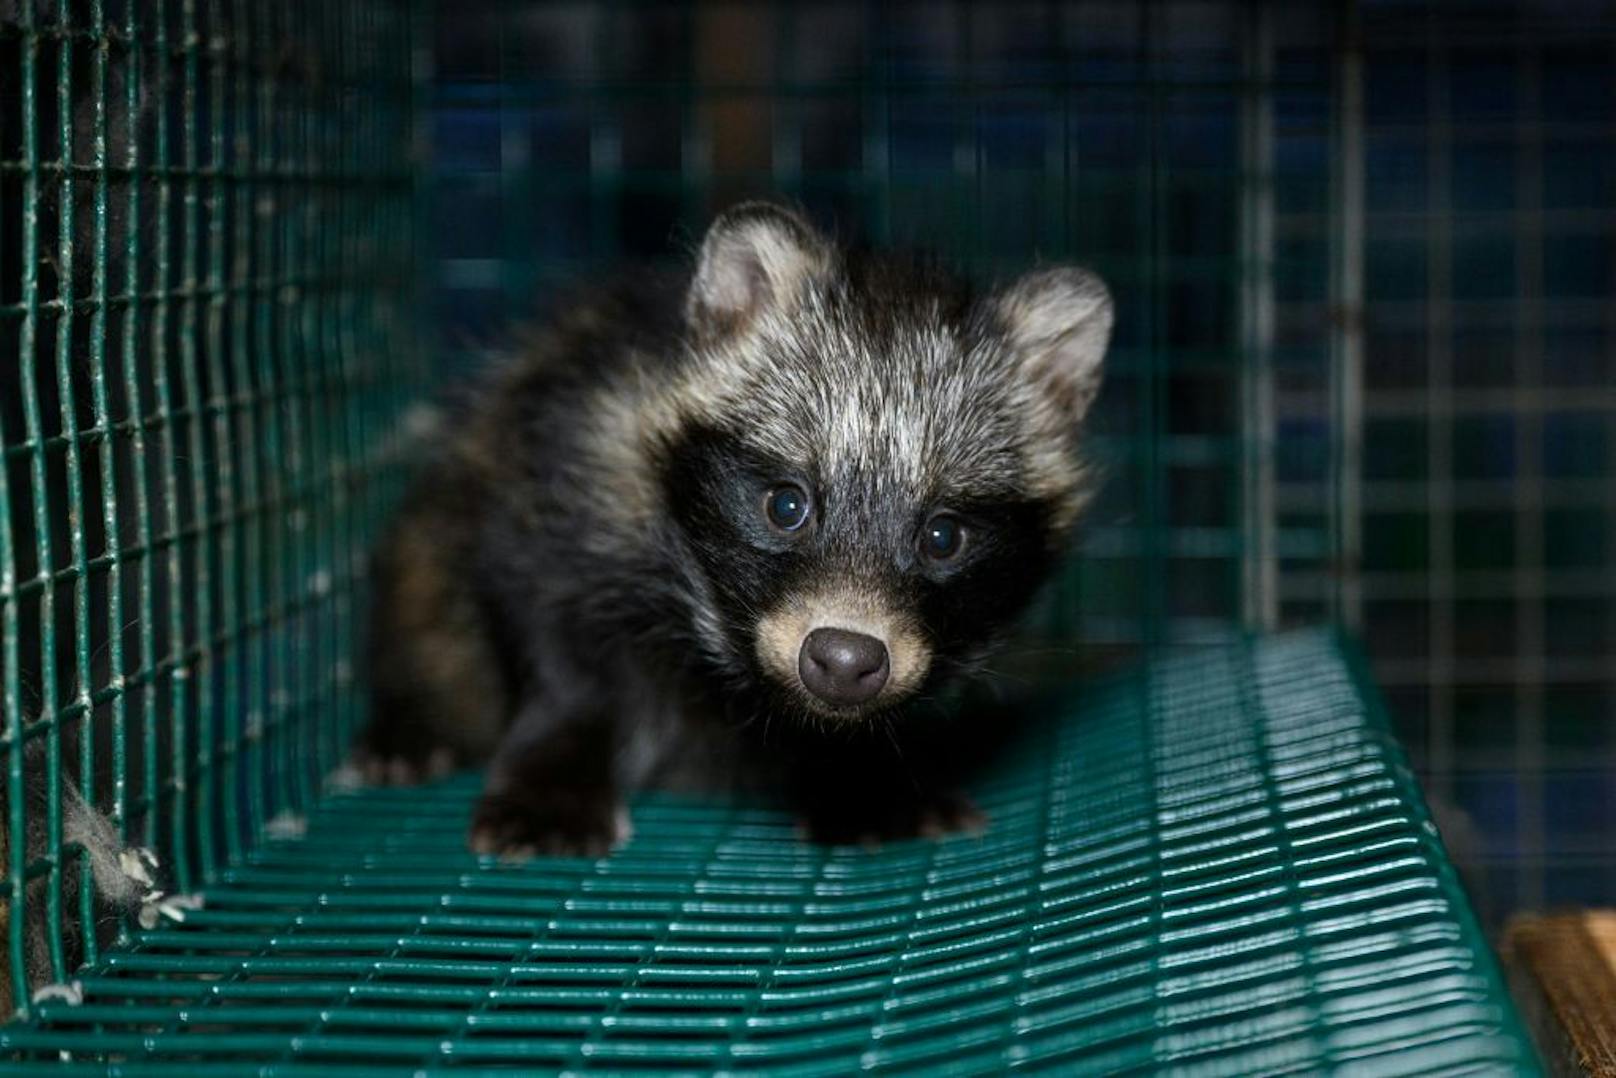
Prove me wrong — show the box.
[0,734,171,1014]
[359,202,1113,853]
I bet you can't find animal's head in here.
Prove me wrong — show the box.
[660,203,1112,721]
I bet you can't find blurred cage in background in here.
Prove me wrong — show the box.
[429,0,1616,920]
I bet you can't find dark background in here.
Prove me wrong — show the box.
[426,1,1616,923]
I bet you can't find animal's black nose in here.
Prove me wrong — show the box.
[798,627,890,706]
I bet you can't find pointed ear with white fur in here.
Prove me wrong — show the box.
[993,266,1113,425]
[686,202,830,337]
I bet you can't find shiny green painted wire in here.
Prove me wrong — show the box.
[0,632,1538,1073]
[0,0,421,1014]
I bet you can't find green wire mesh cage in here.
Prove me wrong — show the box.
[0,0,1589,1070]
[0,0,421,1013]
[0,632,1540,1073]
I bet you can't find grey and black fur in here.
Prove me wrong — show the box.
[360,203,1113,854]
[0,730,166,1014]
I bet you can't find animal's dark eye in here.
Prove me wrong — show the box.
[764,484,811,532]
[921,514,964,561]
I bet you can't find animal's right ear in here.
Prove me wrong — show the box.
[686,203,830,336]
[992,266,1113,427]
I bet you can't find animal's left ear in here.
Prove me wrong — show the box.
[992,267,1113,425]
[686,202,831,338]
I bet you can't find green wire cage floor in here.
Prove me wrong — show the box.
[0,632,1535,1075]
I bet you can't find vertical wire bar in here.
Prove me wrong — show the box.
[1052,2,1078,638]
[1054,0,1072,263]
[348,0,404,769]
[305,0,331,796]
[319,0,359,795]
[769,1,800,205]
[269,0,301,834]
[0,264,17,1006]
[682,5,703,228]
[32,0,70,982]
[344,0,385,763]
[0,433,16,1006]
[82,0,123,967]
[344,0,373,769]
[1425,16,1455,807]
[177,0,218,881]
[315,0,347,808]
[368,0,408,740]
[288,0,319,818]
[252,0,283,845]
[1604,34,1616,905]
[497,0,530,334]
[264,0,289,823]
[226,0,265,854]
[286,0,317,822]
[309,0,336,787]
[1514,43,1545,912]
[956,0,980,267]
[122,0,159,858]
[198,0,237,876]
[861,0,891,245]
[1240,1,1278,631]
[1330,0,1364,633]
[4,0,40,1009]
[588,4,619,268]
[151,0,196,894]
[1142,0,1166,647]
[338,0,370,768]
[402,0,433,469]
[358,0,388,752]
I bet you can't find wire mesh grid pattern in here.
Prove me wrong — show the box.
[431,0,1339,658]
[0,633,1536,1074]
[428,1,1616,918]
[1338,5,1616,915]
[0,0,422,1008]
[0,0,1597,1066]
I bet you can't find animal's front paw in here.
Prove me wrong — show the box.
[798,789,987,848]
[351,745,457,788]
[468,789,631,861]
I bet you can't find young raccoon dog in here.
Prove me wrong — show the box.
[360,203,1112,855]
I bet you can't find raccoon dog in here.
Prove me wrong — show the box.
[360,203,1112,855]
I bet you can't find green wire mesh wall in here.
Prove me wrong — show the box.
[428,1,1616,918]
[0,0,422,1006]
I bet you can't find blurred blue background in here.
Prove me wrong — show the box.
[426,1,1616,924]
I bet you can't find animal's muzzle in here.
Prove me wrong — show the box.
[797,627,890,706]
